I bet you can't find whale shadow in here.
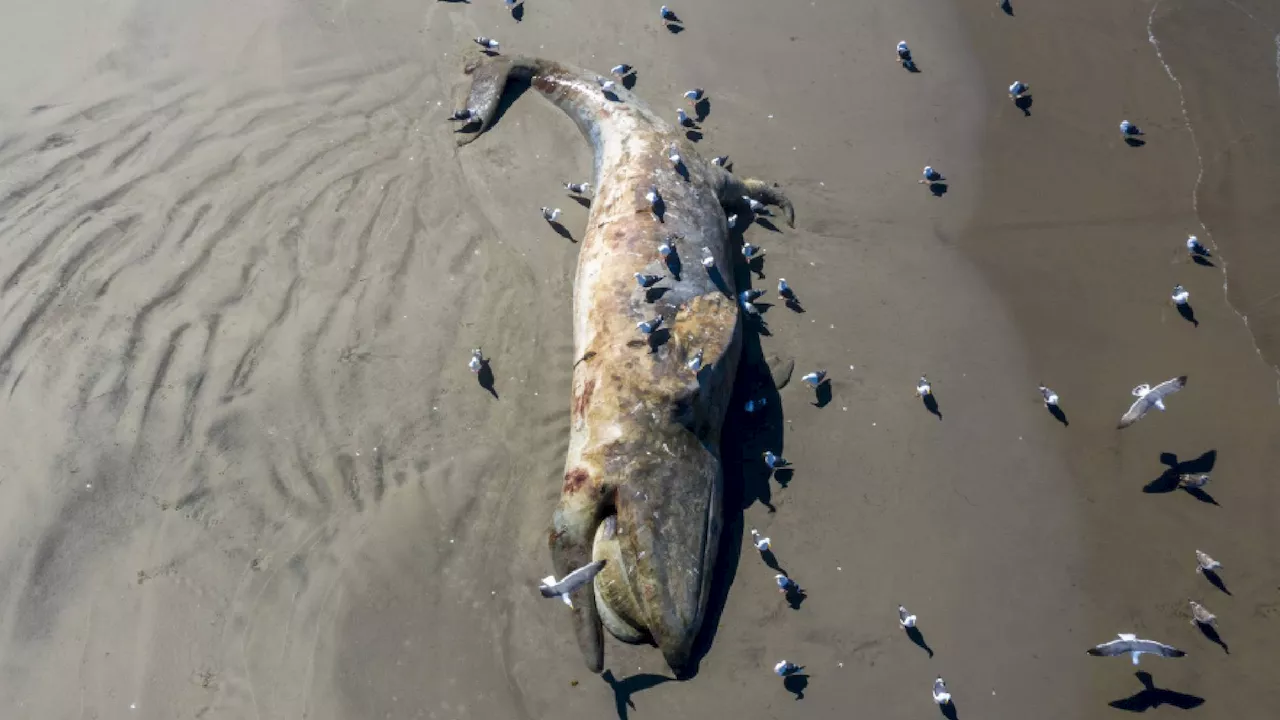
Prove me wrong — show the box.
[601,670,672,720]
[905,626,934,657]
[1109,672,1204,712]
[1202,569,1231,595]
[1176,302,1198,327]
[477,359,498,399]
[1048,404,1069,425]
[923,394,942,420]
[1015,94,1033,116]
[783,672,809,700]
[1143,449,1215,494]
[695,98,711,122]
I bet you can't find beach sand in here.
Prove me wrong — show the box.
[0,1,1276,718]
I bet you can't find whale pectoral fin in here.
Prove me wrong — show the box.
[549,474,612,673]
[741,178,796,228]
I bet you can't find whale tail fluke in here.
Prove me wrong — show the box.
[740,177,796,228]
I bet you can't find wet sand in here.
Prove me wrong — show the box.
[0,1,1276,719]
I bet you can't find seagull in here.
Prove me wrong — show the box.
[742,242,764,260]
[468,348,484,373]
[683,88,704,103]
[687,349,704,372]
[540,207,561,223]
[775,574,798,593]
[932,677,951,705]
[449,108,477,122]
[762,451,787,469]
[898,605,917,628]
[1189,600,1216,627]
[727,214,739,229]
[1118,376,1187,429]
[774,659,799,677]
[744,397,768,413]
[668,143,682,167]
[677,108,695,127]
[637,316,663,334]
[1186,235,1210,257]
[743,195,767,213]
[1039,384,1059,406]
[915,375,932,397]
[635,272,663,288]
[1120,120,1143,136]
[611,64,634,78]
[740,299,760,317]
[711,155,729,167]
[1009,80,1029,98]
[564,182,591,196]
[660,5,679,23]
[700,247,715,268]
[539,560,606,608]
[896,41,912,62]
[474,36,500,51]
[749,529,771,551]
[800,370,827,388]
[646,185,662,219]
[1195,550,1221,574]
[658,237,675,258]
[777,278,795,299]
[1171,284,1190,305]
[739,288,766,304]
[919,166,943,184]
[1178,472,1210,489]
[1087,634,1186,665]
[596,77,618,94]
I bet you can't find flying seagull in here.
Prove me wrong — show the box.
[539,560,606,608]
[1118,375,1187,429]
[1087,633,1186,665]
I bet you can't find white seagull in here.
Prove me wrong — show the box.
[898,605,917,629]
[677,108,695,127]
[687,349,704,372]
[683,88,704,103]
[474,36,500,51]
[1087,633,1186,665]
[777,278,794,299]
[646,185,662,219]
[660,5,679,23]
[744,195,767,213]
[468,348,484,373]
[668,142,682,167]
[1186,235,1210,257]
[1195,550,1221,574]
[1171,284,1190,305]
[700,246,715,268]
[915,375,932,397]
[1189,600,1216,627]
[1039,384,1059,406]
[932,677,951,705]
[1178,472,1210,489]
[762,450,787,469]
[539,560,606,608]
[1009,80,1029,98]
[749,529,771,551]
[596,77,618,94]
[739,288,766,304]
[919,166,943,184]
[637,316,663,334]
[1120,120,1143,136]
[540,207,561,222]
[1117,375,1187,429]
[711,155,729,167]
[800,370,827,388]
[564,181,591,196]
[727,214,739,230]
[635,272,663,288]
[449,108,477,122]
[742,242,763,259]
[896,41,911,62]
[774,660,798,677]
[611,64,634,78]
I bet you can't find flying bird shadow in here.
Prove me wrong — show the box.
[813,381,832,408]
[694,98,711,122]
[1143,449,1216,494]
[548,220,575,242]
[923,394,942,420]
[1194,621,1229,654]
[783,671,809,699]
[477,360,498,399]
[601,670,673,720]
[905,626,934,657]
[1108,671,1205,712]
[1176,302,1198,327]
[1015,95,1033,116]
[1048,404,1069,426]
[1202,569,1231,595]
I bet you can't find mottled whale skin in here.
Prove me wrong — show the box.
[457,53,793,677]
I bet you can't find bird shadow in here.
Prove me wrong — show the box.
[570,195,591,208]
[1202,569,1232,596]
[477,360,498,399]
[783,672,809,699]
[928,182,948,197]
[1000,1,1014,16]
[665,23,685,35]
[1192,254,1215,267]
[601,670,673,720]
[756,217,782,233]
[753,301,774,315]
[665,252,683,281]
[651,195,666,222]
[785,297,805,313]
[939,701,960,720]
[675,161,690,182]
[1195,621,1229,654]
[923,394,942,420]
[547,220,575,242]
[904,60,922,74]
[1185,486,1219,505]
[602,90,621,103]
[685,129,703,142]
[1048,404,1069,426]
[1177,302,1199,327]
[695,98,711,122]
[707,265,730,295]
[645,286,671,304]
[1108,672,1205,712]
[510,3,524,21]
[760,548,786,574]
[746,255,766,279]
[1143,450,1216,494]
[648,328,671,353]
[622,72,638,90]
[785,584,807,610]
[1125,137,1147,148]
[1015,94,1033,116]
[774,468,794,488]
[813,381,832,408]
[906,626,934,657]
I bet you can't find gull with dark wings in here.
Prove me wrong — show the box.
[540,560,607,608]
[1087,633,1186,665]
[1118,376,1187,429]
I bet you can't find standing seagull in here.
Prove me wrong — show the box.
[468,348,484,373]
[1039,384,1059,407]
[1008,80,1029,99]
[800,370,827,388]
[1171,284,1190,306]
[1087,633,1186,665]
[539,560,606,608]
[1120,120,1143,137]
[687,348,704,372]
[1186,235,1210,258]
[915,375,933,397]
[540,207,562,223]
[749,529,771,552]
[898,605,917,629]
[762,450,787,469]
[677,108,695,127]
[683,88,704,103]
[774,660,799,677]
[645,185,662,221]
[1189,600,1217,627]
[1195,550,1222,574]
[634,272,663,288]
[660,5,680,24]
[1118,376,1187,428]
[1179,472,1210,489]
[610,64,634,78]
[474,36,500,52]
[919,166,944,184]
[932,677,951,705]
[564,181,591,196]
